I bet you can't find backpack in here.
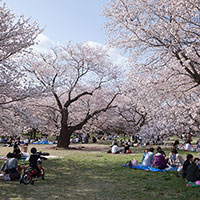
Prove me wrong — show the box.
[125,161,132,168]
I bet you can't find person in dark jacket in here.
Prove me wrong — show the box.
[182,154,193,178]
[13,144,21,159]
[186,158,200,182]
[29,147,47,177]
[122,142,130,153]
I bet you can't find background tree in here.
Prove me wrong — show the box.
[103,0,200,137]
[23,42,121,148]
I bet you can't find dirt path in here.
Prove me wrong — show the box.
[69,143,110,152]
[0,143,111,157]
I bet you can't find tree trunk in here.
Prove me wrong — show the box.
[33,128,36,140]
[57,108,72,148]
[57,125,72,148]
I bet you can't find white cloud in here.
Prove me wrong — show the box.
[85,41,127,66]
[86,41,103,48]
[107,48,127,66]
[33,37,127,66]
[32,33,58,53]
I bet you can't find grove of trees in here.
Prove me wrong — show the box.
[1,0,200,148]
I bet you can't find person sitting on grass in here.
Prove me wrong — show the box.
[196,139,200,149]
[156,146,166,157]
[175,152,185,167]
[142,147,154,167]
[168,148,177,167]
[153,148,168,169]
[182,154,193,178]
[13,144,21,159]
[20,143,29,160]
[168,148,185,168]
[142,148,149,163]
[186,158,200,182]
[173,140,180,150]
[111,142,121,154]
[29,147,47,177]
[1,152,20,181]
[122,142,130,154]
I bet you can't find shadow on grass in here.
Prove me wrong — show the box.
[0,153,200,200]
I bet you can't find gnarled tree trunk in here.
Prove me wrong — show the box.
[57,125,72,148]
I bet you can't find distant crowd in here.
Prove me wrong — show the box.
[0,135,55,147]
[69,133,165,147]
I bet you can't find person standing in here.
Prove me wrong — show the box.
[186,133,192,144]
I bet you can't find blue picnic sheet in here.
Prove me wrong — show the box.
[32,141,54,144]
[123,163,178,172]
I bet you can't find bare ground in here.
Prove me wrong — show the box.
[0,143,111,158]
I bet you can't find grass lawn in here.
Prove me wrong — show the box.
[0,144,200,200]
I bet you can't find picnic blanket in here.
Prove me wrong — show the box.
[43,155,64,159]
[22,155,64,161]
[32,141,55,145]
[0,156,7,160]
[123,163,177,172]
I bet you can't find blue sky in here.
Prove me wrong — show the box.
[5,0,126,66]
[6,0,109,44]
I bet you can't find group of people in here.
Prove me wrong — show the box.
[138,146,200,183]
[108,142,131,154]
[141,147,183,169]
[9,143,29,160]
[0,135,55,147]
[0,146,46,181]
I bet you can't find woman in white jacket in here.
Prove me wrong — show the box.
[142,147,154,167]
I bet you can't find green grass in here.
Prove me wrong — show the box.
[0,145,200,200]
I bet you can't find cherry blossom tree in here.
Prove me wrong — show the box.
[0,1,41,104]
[23,42,121,148]
[94,95,147,136]
[103,0,200,137]
[124,62,200,138]
[0,2,41,136]
[8,97,60,137]
[103,0,200,85]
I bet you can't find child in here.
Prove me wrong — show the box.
[168,148,177,167]
[182,154,193,178]
[29,147,47,177]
